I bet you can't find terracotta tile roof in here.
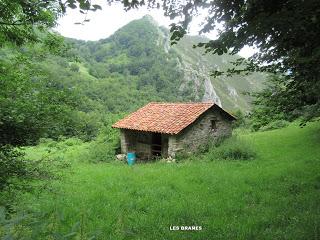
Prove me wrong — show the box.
[112,102,235,135]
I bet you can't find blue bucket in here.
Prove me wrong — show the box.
[127,152,136,166]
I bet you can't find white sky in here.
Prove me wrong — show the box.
[55,1,256,58]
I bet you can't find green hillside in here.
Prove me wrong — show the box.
[7,122,319,239]
[64,15,265,113]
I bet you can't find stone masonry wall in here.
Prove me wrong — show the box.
[168,107,232,157]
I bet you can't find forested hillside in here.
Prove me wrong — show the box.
[66,15,265,112]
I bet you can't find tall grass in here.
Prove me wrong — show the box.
[23,122,120,164]
[208,136,256,161]
[2,122,320,239]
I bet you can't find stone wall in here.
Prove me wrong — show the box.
[168,106,232,157]
[168,135,179,158]
[119,130,128,153]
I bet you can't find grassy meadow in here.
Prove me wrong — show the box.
[4,122,320,239]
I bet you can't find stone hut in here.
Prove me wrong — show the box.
[112,102,236,159]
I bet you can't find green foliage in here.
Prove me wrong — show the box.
[0,145,70,208]
[184,135,257,162]
[69,63,79,72]
[231,110,247,129]
[249,75,316,130]
[177,132,256,162]
[86,116,121,163]
[258,120,290,132]
[0,44,84,145]
[0,0,57,45]
[0,0,103,46]
[208,136,257,161]
[0,208,101,239]
[25,137,89,164]
[24,114,122,164]
[0,146,27,192]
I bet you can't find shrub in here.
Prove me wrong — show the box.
[174,151,190,162]
[0,145,70,207]
[59,138,83,147]
[208,136,256,161]
[0,145,28,192]
[69,63,79,72]
[86,122,120,163]
[86,134,120,163]
[232,110,248,129]
[174,135,255,162]
[259,120,290,131]
[38,138,57,148]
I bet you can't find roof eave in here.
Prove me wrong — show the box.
[111,126,178,135]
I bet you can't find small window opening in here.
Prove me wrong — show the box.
[211,120,217,131]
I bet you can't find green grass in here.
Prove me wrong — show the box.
[13,122,320,239]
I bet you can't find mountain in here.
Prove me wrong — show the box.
[172,33,265,111]
[64,15,265,113]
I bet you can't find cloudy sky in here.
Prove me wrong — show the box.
[55,1,255,58]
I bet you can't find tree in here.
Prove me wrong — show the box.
[0,0,101,45]
[0,0,57,45]
[0,1,103,205]
[0,44,81,145]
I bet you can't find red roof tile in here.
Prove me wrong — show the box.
[112,102,235,134]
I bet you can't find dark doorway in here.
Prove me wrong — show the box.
[151,133,162,157]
